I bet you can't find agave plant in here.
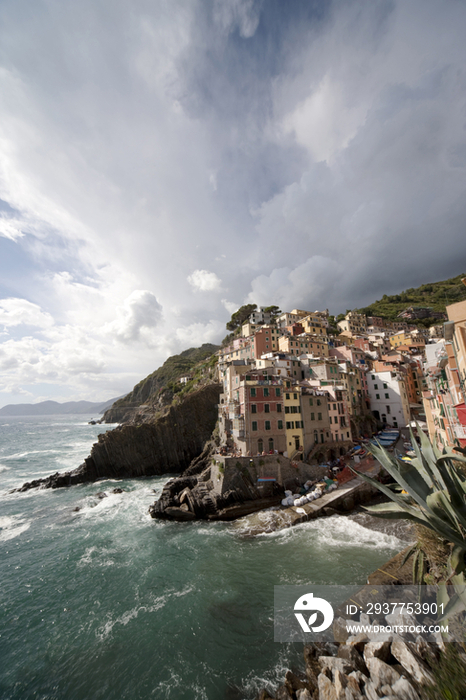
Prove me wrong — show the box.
[353,427,466,621]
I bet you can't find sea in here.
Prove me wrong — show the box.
[0,415,411,700]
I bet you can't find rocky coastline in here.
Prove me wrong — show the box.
[258,612,448,700]
[14,383,221,492]
[258,550,463,700]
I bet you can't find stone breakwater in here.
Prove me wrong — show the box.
[259,607,451,700]
[14,384,221,491]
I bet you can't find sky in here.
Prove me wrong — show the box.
[0,0,466,406]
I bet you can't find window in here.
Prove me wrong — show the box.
[268,438,274,452]
[376,394,380,399]
[264,387,269,397]
[386,406,391,414]
[258,439,263,452]
[286,393,290,400]
[309,398,313,406]
[311,412,315,421]
[251,387,256,397]
[294,393,298,399]
[372,375,375,380]
[275,388,281,397]
[318,412,322,421]
[264,404,270,413]
[383,383,387,389]
[374,384,378,390]
[276,404,282,413]
[252,421,258,431]
[384,393,389,399]
[265,421,271,431]
[286,422,293,430]
[317,399,321,406]
[251,404,257,414]
[278,420,283,430]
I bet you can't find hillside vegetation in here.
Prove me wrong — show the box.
[357,272,466,324]
[108,343,220,414]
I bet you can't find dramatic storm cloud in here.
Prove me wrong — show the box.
[0,0,465,403]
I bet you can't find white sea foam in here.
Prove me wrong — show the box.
[96,583,195,640]
[2,449,59,460]
[97,597,170,640]
[0,464,10,473]
[252,513,403,551]
[0,514,31,542]
[240,647,296,699]
[78,545,117,567]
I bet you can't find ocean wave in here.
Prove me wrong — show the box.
[0,464,10,473]
[2,449,60,460]
[96,584,195,641]
[240,646,297,699]
[0,514,31,542]
[251,513,403,551]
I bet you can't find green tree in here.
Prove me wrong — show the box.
[226,304,257,331]
[263,305,281,321]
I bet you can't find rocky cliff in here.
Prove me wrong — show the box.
[15,383,222,491]
[100,343,219,423]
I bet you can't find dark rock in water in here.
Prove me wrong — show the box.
[72,506,80,512]
[275,686,293,700]
[112,488,124,494]
[95,491,107,499]
[284,669,309,694]
[148,461,284,521]
[13,384,221,492]
[163,506,196,521]
[256,690,274,700]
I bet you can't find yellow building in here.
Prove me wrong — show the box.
[278,334,329,357]
[283,384,304,457]
[300,312,328,337]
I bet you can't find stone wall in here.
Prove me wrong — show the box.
[211,455,329,493]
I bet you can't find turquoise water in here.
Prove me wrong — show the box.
[0,416,409,699]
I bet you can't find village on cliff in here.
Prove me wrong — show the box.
[213,297,466,465]
[144,287,466,525]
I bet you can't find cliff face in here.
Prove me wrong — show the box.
[15,383,222,491]
[85,383,221,480]
[100,343,219,423]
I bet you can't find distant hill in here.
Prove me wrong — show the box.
[0,397,122,417]
[356,272,466,325]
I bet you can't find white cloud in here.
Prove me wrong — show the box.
[0,0,465,406]
[0,298,54,329]
[187,269,222,292]
[0,216,24,241]
[221,298,239,315]
[175,319,224,348]
[104,290,163,344]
